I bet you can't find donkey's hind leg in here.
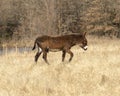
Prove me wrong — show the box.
[42,51,49,64]
[35,47,42,62]
[35,52,42,62]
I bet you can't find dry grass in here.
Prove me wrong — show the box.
[0,37,120,96]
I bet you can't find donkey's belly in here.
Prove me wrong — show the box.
[49,48,61,52]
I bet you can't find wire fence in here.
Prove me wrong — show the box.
[1,44,32,56]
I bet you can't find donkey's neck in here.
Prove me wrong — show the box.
[72,35,83,44]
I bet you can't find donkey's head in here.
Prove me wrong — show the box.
[80,32,88,51]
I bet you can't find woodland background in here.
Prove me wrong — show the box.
[0,0,120,46]
[0,1,120,96]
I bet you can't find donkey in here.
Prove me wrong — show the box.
[32,32,88,64]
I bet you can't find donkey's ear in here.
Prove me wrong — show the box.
[83,32,87,36]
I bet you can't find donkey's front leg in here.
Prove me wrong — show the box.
[66,49,74,62]
[62,50,66,62]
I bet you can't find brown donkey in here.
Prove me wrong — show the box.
[32,32,88,64]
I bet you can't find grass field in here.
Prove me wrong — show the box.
[0,37,120,96]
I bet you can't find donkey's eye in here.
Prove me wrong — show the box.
[84,41,87,45]
[84,41,86,44]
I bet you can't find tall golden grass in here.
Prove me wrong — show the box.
[0,36,120,96]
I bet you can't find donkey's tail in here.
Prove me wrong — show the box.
[32,39,37,50]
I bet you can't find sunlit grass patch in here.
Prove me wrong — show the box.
[0,37,120,96]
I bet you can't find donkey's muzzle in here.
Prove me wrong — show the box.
[83,45,88,50]
[81,45,88,51]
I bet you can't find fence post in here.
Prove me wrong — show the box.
[14,43,18,54]
[2,43,7,56]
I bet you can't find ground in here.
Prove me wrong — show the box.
[0,36,120,96]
